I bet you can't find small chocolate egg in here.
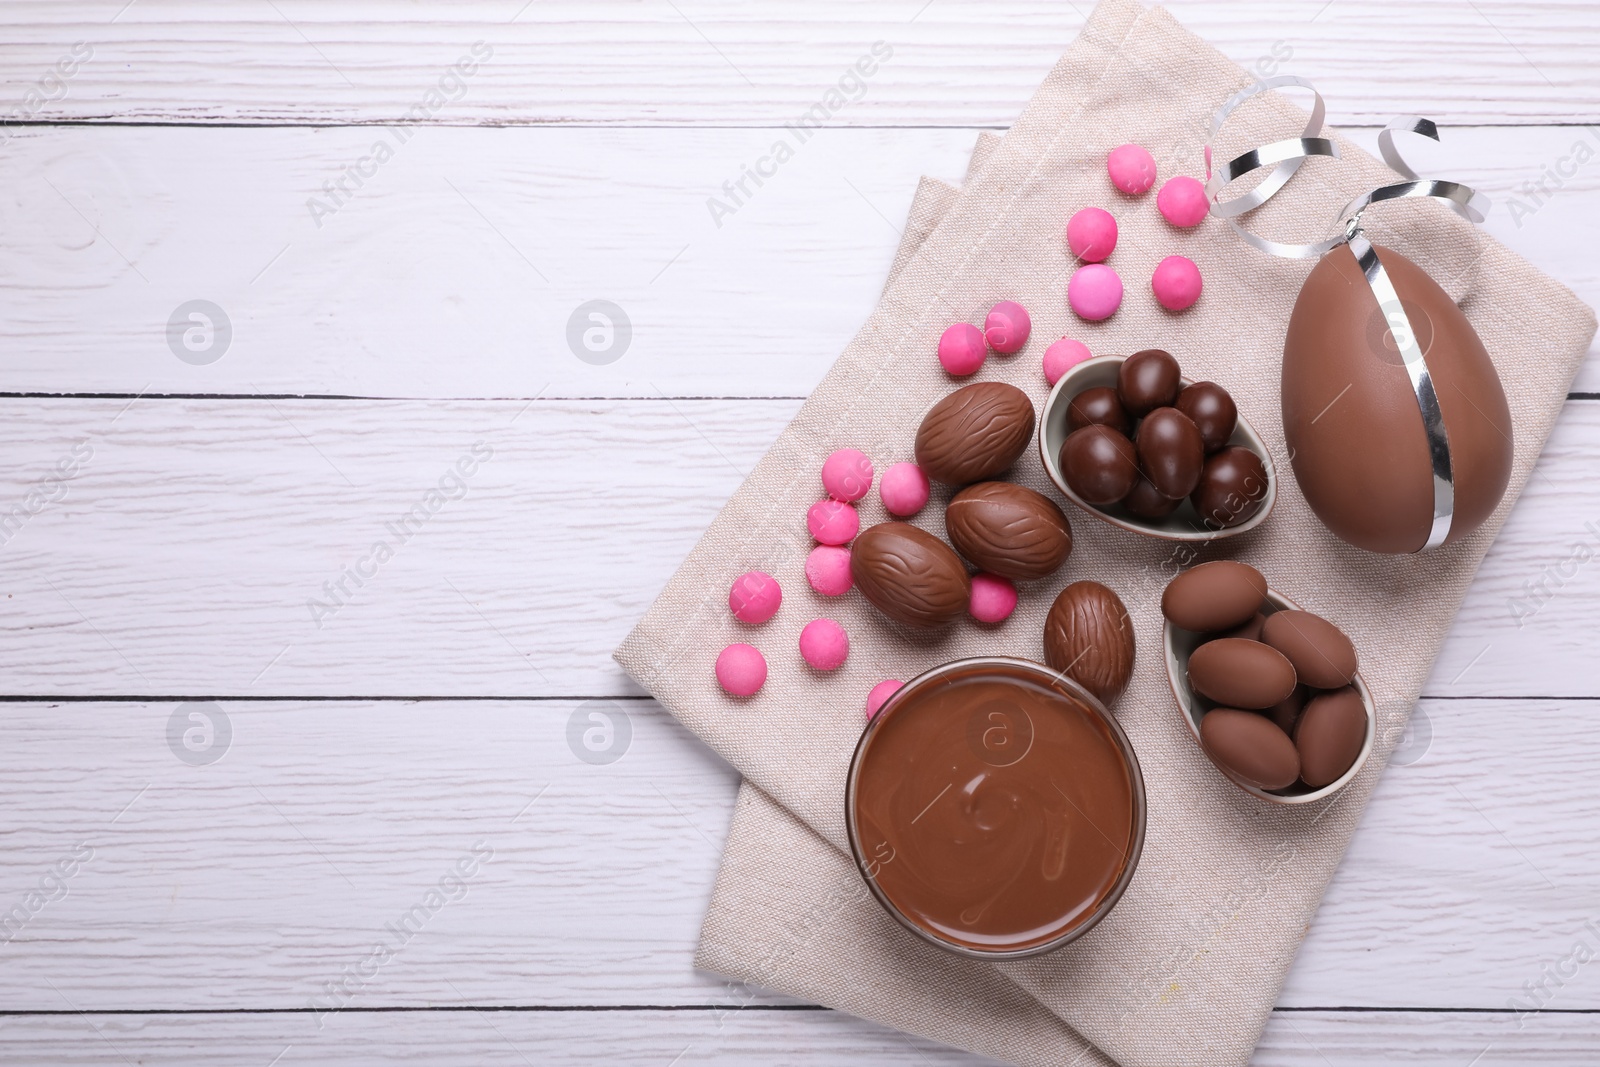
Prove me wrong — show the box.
[1136,406,1205,499]
[1123,476,1182,519]
[1043,580,1135,705]
[1067,386,1131,435]
[1060,424,1139,505]
[1161,561,1268,632]
[1199,708,1300,791]
[1176,382,1237,453]
[945,481,1073,581]
[1191,446,1269,530]
[914,382,1036,486]
[1264,684,1307,736]
[1294,687,1368,787]
[1217,612,1267,643]
[1261,610,1358,689]
[1117,349,1181,416]
[1187,638,1297,709]
[850,522,971,629]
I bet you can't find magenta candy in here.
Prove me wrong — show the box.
[822,448,874,502]
[728,571,782,624]
[805,544,854,597]
[878,461,931,517]
[1043,338,1092,385]
[799,618,849,671]
[807,499,859,545]
[865,679,904,719]
[1066,207,1118,262]
[984,300,1032,354]
[937,322,986,376]
[1157,175,1208,228]
[1107,143,1157,195]
[968,572,1018,624]
[715,643,767,697]
[1152,255,1203,311]
[1068,263,1123,321]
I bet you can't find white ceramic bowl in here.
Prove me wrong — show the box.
[1038,355,1277,541]
[1163,588,1376,804]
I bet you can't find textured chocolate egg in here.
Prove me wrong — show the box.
[945,482,1073,581]
[1136,407,1205,499]
[1123,476,1182,519]
[915,382,1036,486]
[1283,242,1512,553]
[1068,386,1131,435]
[1261,610,1358,689]
[1060,424,1139,505]
[1117,349,1181,416]
[1294,687,1368,787]
[1176,382,1237,453]
[1043,581,1135,705]
[1199,708,1300,791]
[1161,560,1268,632]
[850,522,970,629]
[1190,446,1269,530]
[1187,638,1298,709]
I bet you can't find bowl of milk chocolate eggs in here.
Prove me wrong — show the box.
[1039,350,1275,540]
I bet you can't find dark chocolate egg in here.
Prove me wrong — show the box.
[1117,349,1181,416]
[1123,476,1182,519]
[1176,382,1237,453]
[1136,407,1205,499]
[915,382,1036,486]
[1190,446,1269,530]
[1199,708,1300,791]
[1283,242,1512,553]
[1067,387,1131,435]
[850,522,970,629]
[1059,425,1139,505]
[945,482,1073,581]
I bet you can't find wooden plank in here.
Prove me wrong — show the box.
[0,697,1593,1013]
[0,124,1594,398]
[0,396,1597,698]
[0,1,1594,127]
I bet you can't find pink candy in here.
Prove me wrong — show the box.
[865,679,903,718]
[822,448,874,502]
[879,461,930,517]
[968,573,1018,624]
[807,499,859,545]
[1043,338,1092,385]
[805,544,854,597]
[1152,255,1203,311]
[799,618,849,671]
[1107,143,1157,195]
[715,643,767,696]
[1066,207,1118,262]
[1068,263,1123,321]
[728,571,782,624]
[1157,176,1208,228]
[984,300,1031,354]
[938,322,986,376]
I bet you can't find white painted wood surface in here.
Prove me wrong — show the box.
[4,2,1599,1064]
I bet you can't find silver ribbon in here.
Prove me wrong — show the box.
[1205,77,1490,549]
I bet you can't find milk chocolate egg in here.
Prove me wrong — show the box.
[1294,687,1368,787]
[1187,638,1297,709]
[1161,561,1267,632]
[1199,708,1300,791]
[1264,684,1307,736]
[1283,242,1512,553]
[945,482,1073,581]
[1261,610,1358,689]
[1043,580,1135,705]
[850,522,970,629]
[1136,407,1204,499]
[915,382,1036,486]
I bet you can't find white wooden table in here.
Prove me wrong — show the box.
[0,2,1596,1063]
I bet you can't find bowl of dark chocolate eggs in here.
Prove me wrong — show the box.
[1160,561,1376,804]
[1038,350,1276,540]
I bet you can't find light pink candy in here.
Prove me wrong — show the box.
[807,499,859,545]
[1107,143,1157,195]
[799,618,849,671]
[865,679,904,718]
[728,571,781,624]
[878,462,930,517]
[715,643,767,697]
[1156,176,1208,228]
[938,322,986,376]
[968,573,1018,624]
[984,300,1031,354]
[1066,207,1118,262]
[1043,338,1093,385]
[1068,263,1123,321]
[822,448,874,502]
[1152,255,1203,311]
[805,545,854,597]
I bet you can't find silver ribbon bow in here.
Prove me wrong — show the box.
[1205,76,1490,550]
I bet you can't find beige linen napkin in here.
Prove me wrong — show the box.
[619,2,1598,1064]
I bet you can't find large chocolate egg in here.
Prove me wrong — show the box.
[1283,242,1512,553]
